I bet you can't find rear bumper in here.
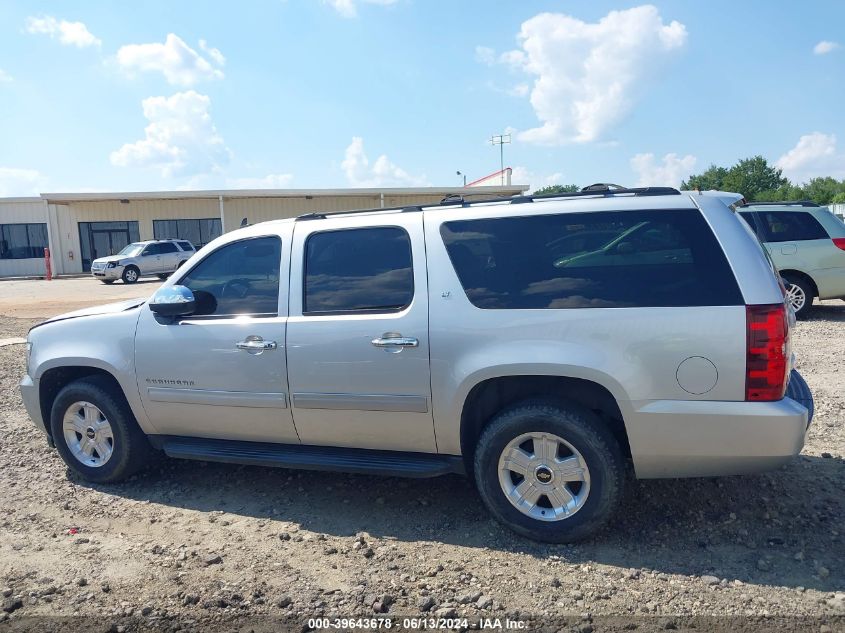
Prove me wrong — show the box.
[626,397,808,478]
[19,374,47,436]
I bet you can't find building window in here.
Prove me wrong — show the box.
[153,218,222,248]
[0,223,48,260]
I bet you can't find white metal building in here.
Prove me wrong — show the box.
[0,185,526,278]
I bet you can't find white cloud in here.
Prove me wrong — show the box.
[0,69,12,82]
[776,132,845,182]
[110,91,230,178]
[813,40,840,55]
[323,0,398,18]
[227,173,294,189]
[630,152,697,187]
[475,45,496,65]
[341,137,427,187]
[116,34,225,86]
[489,5,686,144]
[25,15,101,48]
[0,167,47,196]
[510,167,572,193]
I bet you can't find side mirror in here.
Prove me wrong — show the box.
[149,285,195,317]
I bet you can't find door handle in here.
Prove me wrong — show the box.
[237,336,277,354]
[371,335,419,349]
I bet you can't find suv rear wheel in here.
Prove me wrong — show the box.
[473,399,623,542]
[50,376,152,483]
[783,274,813,318]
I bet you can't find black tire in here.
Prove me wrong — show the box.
[786,369,814,425]
[783,274,814,318]
[50,375,152,483]
[156,273,169,280]
[121,266,140,284]
[473,399,624,543]
[100,280,115,285]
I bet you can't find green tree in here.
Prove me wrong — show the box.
[681,165,728,191]
[801,177,845,205]
[754,183,806,202]
[533,184,580,195]
[721,156,787,201]
[831,191,845,204]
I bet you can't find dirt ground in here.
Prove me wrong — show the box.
[0,277,158,318]
[0,283,843,631]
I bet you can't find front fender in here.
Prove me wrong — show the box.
[28,308,156,434]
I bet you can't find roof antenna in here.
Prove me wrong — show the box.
[240,217,248,227]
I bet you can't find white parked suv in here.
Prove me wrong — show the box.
[21,186,813,542]
[90,239,195,284]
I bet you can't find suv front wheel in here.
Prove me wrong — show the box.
[473,400,624,542]
[121,266,140,284]
[50,376,152,483]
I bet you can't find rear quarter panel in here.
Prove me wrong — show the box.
[424,196,754,456]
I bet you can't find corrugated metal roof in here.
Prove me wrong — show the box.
[38,185,527,203]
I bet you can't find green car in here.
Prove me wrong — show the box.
[738,201,845,317]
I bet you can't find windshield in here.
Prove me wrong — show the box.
[117,243,145,257]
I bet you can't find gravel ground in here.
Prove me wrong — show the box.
[0,305,843,632]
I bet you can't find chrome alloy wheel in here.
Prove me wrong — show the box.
[497,432,591,521]
[62,401,114,468]
[124,268,138,282]
[785,283,806,312]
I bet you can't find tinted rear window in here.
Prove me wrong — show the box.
[440,209,742,309]
[177,241,194,251]
[758,211,828,242]
[158,242,178,253]
[304,227,414,314]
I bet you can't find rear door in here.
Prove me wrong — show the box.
[286,213,436,453]
[757,210,829,269]
[157,241,180,271]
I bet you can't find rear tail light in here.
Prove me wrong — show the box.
[832,238,845,251]
[746,303,789,401]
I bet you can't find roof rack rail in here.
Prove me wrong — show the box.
[737,200,819,208]
[294,187,682,221]
[296,205,425,221]
[508,186,681,205]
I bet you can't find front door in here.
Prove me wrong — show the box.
[79,221,139,271]
[134,231,299,444]
[286,213,436,453]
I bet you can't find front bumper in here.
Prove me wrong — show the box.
[91,265,122,279]
[626,396,809,478]
[19,374,48,436]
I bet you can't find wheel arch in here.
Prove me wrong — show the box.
[458,374,631,472]
[39,365,132,440]
[780,269,818,298]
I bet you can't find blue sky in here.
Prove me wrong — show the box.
[0,0,843,196]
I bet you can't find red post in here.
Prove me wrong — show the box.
[44,247,52,281]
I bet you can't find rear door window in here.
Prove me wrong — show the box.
[440,209,742,309]
[303,227,413,314]
[158,242,179,253]
[758,211,828,242]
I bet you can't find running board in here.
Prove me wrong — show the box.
[151,436,465,478]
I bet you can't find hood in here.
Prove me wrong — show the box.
[31,298,147,330]
[92,255,124,264]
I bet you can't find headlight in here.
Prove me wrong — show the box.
[107,261,118,268]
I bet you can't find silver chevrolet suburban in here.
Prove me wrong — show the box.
[20,186,813,542]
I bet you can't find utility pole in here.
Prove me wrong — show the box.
[489,133,511,185]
